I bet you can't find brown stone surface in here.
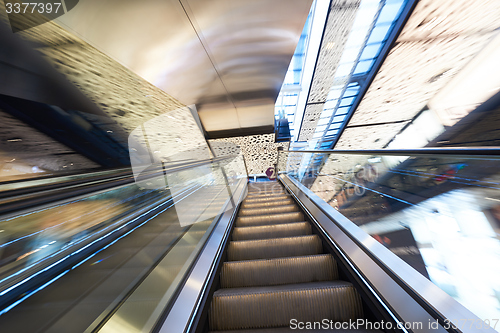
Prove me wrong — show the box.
[210,134,289,175]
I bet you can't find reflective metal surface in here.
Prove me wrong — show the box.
[55,0,312,136]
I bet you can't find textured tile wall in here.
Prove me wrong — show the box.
[209,134,289,175]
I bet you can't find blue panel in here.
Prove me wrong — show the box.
[367,24,392,44]
[340,97,355,107]
[329,122,342,130]
[344,86,360,97]
[316,124,327,132]
[333,114,347,122]
[360,43,382,60]
[377,1,404,24]
[326,129,338,136]
[336,106,350,115]
[354,59,375,74]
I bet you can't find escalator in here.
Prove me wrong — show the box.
[1,149,497,333]
[207,181,369,332]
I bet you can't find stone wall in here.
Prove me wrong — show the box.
[209,134,289,175]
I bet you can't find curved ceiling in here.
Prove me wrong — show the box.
[54,0,313,138]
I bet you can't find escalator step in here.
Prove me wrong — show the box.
[239,204,299,216]
[243,195,290,203]
[241,198,295,209]
[246,191,286,198]
[232,222,311,241]
[227,235,322,261]
[236,211,304,227]
[247,183,282,190]
[248,187,283,191]
[247,188,285,193]
[209,281,363,331]
[221,254,338,288]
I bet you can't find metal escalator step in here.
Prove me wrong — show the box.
[232,222,311,241]
[227,235,322,261]
[245,193,286,200]
[209,281,363,331]
[236,211,304,227]
[248,185,284,190]
[221,254,338,288]
[248,183,282,190]
[244,194,290,203]
[247,189,284,194]
[248,187,283,191]
[246,191,286,198]
[248,181,279,184]
[241,198,295,209]
[239,204,299,216]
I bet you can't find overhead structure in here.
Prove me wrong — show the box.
[335,0,500,150]
[296,0,415,148]
[291,0,500,151]
[54,0,313,139]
